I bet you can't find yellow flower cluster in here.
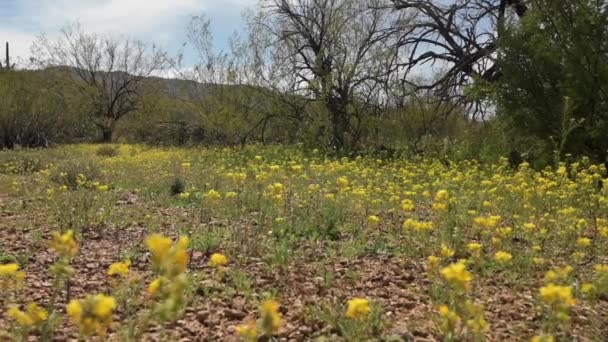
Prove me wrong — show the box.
[259,299,282,336]
[145,234,190,320]
[432,190,449,211]
[441,261,472,289]
[7,303,48,327]
[539,284,576,308]
[437,305,460,334]
[107,260,131,277]
[345,298,371,319]
[66,294,117,337]
[367,215,380,226]
[50,230,78,259]
[473,215,502,229]
[0,263,26,290]
[494,251,513,263]
[209,253,228,268]
[403,218,433,232]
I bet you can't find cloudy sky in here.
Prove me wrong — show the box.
[0,0,257,65]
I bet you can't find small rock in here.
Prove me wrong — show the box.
[224,309,247,320]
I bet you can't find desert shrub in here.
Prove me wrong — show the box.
[170,177,186,196]
[0,154,48,175]
[50,159,101,190]
[95,145,120,158]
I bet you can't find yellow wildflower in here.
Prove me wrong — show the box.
[539,284,576,308]
[209,253,228,268]
[93,294,116,318]
[440,244,455,258]
[259,299,281,336]
[595,264,608,274]
[435,190,449,202]
[494,251,513,263]
[400,199,415,212]
[531,334,556,342]
[235,320,258,341]
[8,306,35,326]
[67,294,116,337]
[148,277,162,296]
[544,265,573,283]
[467,242,482,254]
[576,237,591,247]
[441,261,472,288]
[367,215,380,226]
[0,263,19,276]
[146,234,172,265]
[205,189,222,201]
[96,185,109,192]
[581,283,596,295]
[50,230,78,258]
[345,298,370,319]
[66,300,83,321]
[336,177,349,188]
[437,305,460,333]
[107,260,130,277]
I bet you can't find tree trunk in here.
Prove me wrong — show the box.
[327,97,350,151]
[101,126,113,143]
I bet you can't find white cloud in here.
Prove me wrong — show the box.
[0,0,258,62]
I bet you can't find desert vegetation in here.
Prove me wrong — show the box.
[1,0,608,341]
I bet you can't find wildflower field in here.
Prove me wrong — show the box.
[0,144,607,341]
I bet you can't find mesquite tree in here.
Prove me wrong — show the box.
[250,0,408,150]
[390,0,528,116]
[33,23,168,142]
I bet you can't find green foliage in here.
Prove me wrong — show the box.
[50,159,101,190]
[495,0,608,163]
[0,71,65,149]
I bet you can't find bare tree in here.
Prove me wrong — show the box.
[32,23,168,142]
[250,0,408,150]
[390,0,528,115]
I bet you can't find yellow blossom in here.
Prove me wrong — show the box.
[494,251,513,263]
[435,190,449,202]
[50,230,78,258]
[345,298,370,319]
[148,277,162,296]
[66,300,83,321]
[8,306,35,326]
[440,244,455,258]
[576,237,591,247]
[146,234,172,265]
[205,189,222,201]
[107,260,131,277]
[235,320,257,341]
[259,299,281,336]
[0,263,19,276]
[96,185,109,192]
[581,283,596,295]
[531,334,556,342]
[467,242,482,254]
[400,199,415,211]
[441,261,472,288]
[209,253,228,267]
[367,215,380,226]
[93,294,116,318]
[539,284,576,308]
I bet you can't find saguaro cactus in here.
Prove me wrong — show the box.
[1,42,11,71]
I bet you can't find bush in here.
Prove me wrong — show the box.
[95,145,120,158]
[169,177,186,196]
[50,160,101,190]
[0,154,48,175]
